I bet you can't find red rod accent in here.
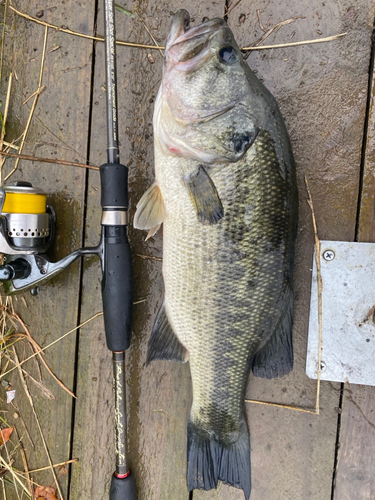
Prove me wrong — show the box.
[115,471,131,479]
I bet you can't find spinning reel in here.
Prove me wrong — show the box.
[0,180,101,295]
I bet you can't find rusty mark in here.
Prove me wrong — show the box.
[359,303,375,328]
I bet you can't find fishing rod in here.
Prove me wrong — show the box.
[0,0,137,498]
[101,0,136,497]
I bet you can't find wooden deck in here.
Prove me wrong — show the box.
[1,0,375,499]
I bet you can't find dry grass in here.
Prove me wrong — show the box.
[4,26,48,182]
[0,11,76,498]
[0,294,80,498]
[0,295,102,497]
[11,4,346,54]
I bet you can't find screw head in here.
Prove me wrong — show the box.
[323,250,335,261]
[320,361,326,371]
[30,286,40,296]
[3,256,6,262]
[40,268,47,275]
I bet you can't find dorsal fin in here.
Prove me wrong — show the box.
[147,302,189,365]
[252,287,294,379]
[133,183,165,238]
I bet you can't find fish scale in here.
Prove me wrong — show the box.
[134,10,298,499]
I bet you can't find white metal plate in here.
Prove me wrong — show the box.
[306,240,375,385]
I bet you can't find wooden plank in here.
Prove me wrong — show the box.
[70,2,224,499]
[334,386,375,499]
[0,1,94,497]
[194,1,375,499]
[333,31,375,500]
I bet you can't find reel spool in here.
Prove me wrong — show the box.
[0,181,55,255]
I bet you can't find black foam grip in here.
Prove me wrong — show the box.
[100,163,129,207]
[102,225,133,351]
[110,473,137,500]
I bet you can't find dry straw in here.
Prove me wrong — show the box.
[4,26,49,181]
[10,5,346,54]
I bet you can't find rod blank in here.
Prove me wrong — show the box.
[104,0,120,164]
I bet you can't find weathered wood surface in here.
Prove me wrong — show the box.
[333,41,375,500]
[1,0,375,499]
[334,386,375,499]
[0,1,94,498]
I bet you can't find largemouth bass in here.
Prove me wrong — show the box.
[134,10,298,499]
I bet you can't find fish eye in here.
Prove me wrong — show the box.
[219,46,238,64]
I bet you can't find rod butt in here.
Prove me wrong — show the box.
[110,471,137,500]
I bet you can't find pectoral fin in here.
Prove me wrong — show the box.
[184,165,224,224]
[133,183,165,238]
[147,302,189,365]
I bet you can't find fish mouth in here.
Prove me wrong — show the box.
[166,10,226,63]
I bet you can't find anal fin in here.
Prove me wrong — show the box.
[252,288,294,379]
[147,302,188,365]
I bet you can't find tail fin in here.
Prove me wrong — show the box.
[187,418,251,500]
